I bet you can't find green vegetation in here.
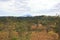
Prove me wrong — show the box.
[0,16,60,40]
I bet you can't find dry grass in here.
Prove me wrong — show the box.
[30,31,58,40]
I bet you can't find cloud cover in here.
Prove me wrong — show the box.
[0,0,60,16]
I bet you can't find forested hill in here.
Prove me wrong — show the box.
[0,16,60,21]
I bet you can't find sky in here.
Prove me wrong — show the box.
[0,0,60,16]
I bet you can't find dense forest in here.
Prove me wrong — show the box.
[0,15,60,40]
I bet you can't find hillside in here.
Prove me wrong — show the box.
[0,16,60,40]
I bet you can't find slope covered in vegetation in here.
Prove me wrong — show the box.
[0,16,60,40]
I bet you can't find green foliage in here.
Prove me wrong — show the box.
[0,16,60,40]
[12,38,17,40]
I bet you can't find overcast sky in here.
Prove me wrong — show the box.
[0,0,60,16]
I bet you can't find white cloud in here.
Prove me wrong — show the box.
[0,0,30,13]
[30,0,60,12]
[0,0,15,13]
[0,0,10,2]
[0,0,60,16]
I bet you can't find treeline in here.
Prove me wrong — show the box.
[0,15,60,40]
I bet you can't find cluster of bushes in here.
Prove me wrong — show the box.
[0,16,60,40]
